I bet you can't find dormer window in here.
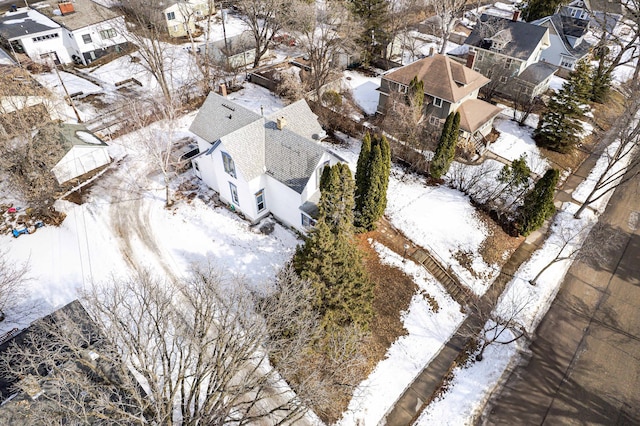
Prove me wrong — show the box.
[433,97,443,108]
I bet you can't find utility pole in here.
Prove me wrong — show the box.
[50,53,82,123]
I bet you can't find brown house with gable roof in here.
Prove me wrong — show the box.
[377,54,502,146]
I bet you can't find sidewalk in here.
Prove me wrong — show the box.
[380,141,605,426]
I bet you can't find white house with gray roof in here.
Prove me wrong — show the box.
[0,0,129,66]
[189,93,342,232]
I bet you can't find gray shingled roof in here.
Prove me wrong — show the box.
[190,92,262,143]
[532,14,592,58]
[264,121,326,194]
[0,11,59,40]
[464,15,549,61]
[190,93,332,193]
[266,99,325,141]
[517,62,557,85]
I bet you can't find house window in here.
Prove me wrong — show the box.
[194,161,200,172]
[229,182,239,205]
[32,33,60,42]
[301,213,316,228]
[504,58,513,69]
[429,115,440,126]
[500,76,508,83]
[167,11,176,20]
[222,152,236,178]
[433,97,443,108]
[82,34,92,44]
[476,51,484,61]
[316,160,330,188]
[99,28,116,39]
[255,189,266,212]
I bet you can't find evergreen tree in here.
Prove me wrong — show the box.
[517,168,559,236]
[294,164,374,331]
[408,76,424,110]
[590,46,613,102]
[430,112,460,179]
[348,0,389,63]
[534,84,584,153]
[354,133,391,231]
[522,0,565,22]
[565,58,593,105]
[354,132,372,212]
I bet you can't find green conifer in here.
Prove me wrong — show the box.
[517,168,559,236]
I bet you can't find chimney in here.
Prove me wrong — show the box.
[466,51,476,69]
[58,1,75,15]
[218,83,227,97]
[276,116,286,130]
[512,10,520,21]
[429,46,435,57]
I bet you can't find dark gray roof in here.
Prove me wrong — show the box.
[265,122,326,194]
[551,15,592,57]
[0,11,59,40]
[464,14,549,61]
[516,62,557,85]
[0,300,98,400]
[189,92,262,143]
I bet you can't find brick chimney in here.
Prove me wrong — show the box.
[58,1,75,15]
[466,51,476,69]
[218,83,227,97]
[276,116,286,130]
[512,10,521,21]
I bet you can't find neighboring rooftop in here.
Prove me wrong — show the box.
[0,8,60,40]
[36,0,122,31]
[383,54,490,103]
[532,14,592,57]
[464,14,549,61]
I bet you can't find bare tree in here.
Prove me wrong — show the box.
[528,221,623,285]
[0,249,30,323]
[431,0,467,54]
[118,0,178,107]
[123,99,180,207]
[236,0,292,69]
[293,0,356,98]
[464,288,530,362]
[574,80,640,218]
[0,266,321,425]
[0,123,66,218]
[512,89,539,127]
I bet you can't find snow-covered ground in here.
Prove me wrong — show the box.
[342,71,381,116]
[414,122,629,425]
[338,244,465,425]
[490,116,549,175]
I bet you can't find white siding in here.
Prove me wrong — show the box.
[52,146,111,184]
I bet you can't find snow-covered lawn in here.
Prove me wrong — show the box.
[490,116,549,175]
[386,173,494,295]
[342,71,381,116]
[338,244,465,426]
[414,120,629,425]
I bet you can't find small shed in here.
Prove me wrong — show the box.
[200,32,262,69]
[50,124,111,184]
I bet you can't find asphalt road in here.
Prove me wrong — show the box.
[481,170,640,424]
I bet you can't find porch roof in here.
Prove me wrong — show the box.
[457,99,502,134]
